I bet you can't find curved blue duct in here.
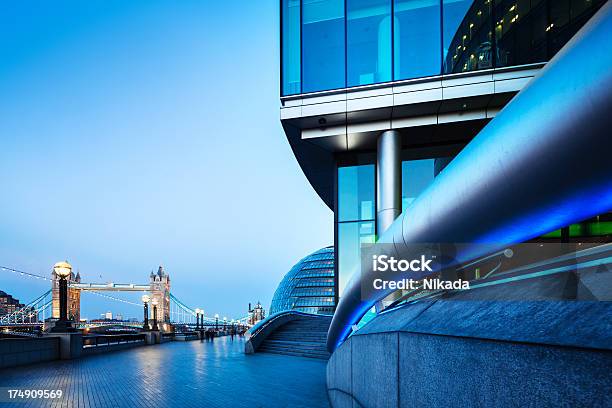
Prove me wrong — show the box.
[327,2,612,352]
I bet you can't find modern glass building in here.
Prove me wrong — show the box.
[280,2,612,405]
[280,0,608,306]
[269,246,335,315]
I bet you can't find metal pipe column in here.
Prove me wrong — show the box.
[376,130,402,237]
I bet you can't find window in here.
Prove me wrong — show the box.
[347,0,392,86]
[402,159,434,210]
[443,0,493,74]
[494,0,606,69]
[338,165,376,222]
[394,0,441,80]
[302,0,346,93]
[282,0,301,95]
[338,221,376,295]
[337,164,376,297]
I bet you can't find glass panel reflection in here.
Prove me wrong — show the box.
[338,221,375,297]
[401,159,435,211]
[494,0,606,68]
[282,0,301,95]
[443,0,493,74]
[347,0,392,86]
[303,0,346,93]
[394,0,441,80]
[338,165,376,222]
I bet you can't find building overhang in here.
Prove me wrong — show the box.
[280,63,545,208]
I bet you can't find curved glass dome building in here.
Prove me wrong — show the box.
[270,246,335,315]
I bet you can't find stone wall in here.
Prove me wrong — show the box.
[327,297,612,407]
[0,337,60,369]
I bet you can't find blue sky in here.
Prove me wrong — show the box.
[0,1,332,320]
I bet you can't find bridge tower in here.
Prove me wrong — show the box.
[149,266,170,323]
[248,301,265,325]
[51,268,81,322]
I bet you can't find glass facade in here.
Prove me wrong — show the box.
[302,0,346,93]
[338,221,375,296]
[443,0,493,73]
[347,0,392,87]
[282,0,301,95]
[337,165,376,297]
[269,247,336,315]
[336,159,448,297]
[541,213,612,241]
[401,159,435,210]
[394,0,442,80]
[281,0,605,95]
[338,165,376,222]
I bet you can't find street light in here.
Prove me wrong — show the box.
[223,316,227,331]
[214,313,219,331]
[151,298,159,331]
[199,309,204,330]
[195,308,201,329]
[141,295,150,330]
[51,261,75,332]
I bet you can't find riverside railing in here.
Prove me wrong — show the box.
[82,333,146,348]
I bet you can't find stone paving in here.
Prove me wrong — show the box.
[0,337,330,408]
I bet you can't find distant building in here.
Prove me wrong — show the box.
[115,313,123,321]
[0,290,23,316]
[248,302,265,325]
[270,247,335,316]
[104,311,113,320]
[0,291,38,322]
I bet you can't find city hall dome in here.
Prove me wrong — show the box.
[270,246,335,315]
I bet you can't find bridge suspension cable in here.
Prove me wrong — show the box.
[0,265,52,281]
[0,289,52,326]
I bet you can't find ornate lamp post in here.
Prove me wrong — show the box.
[214,314,219,331]
[141,295,150,330]
[151,298,159,331]
[223,316,227,331]
[200,309,205,330]
[195,308,201,329]
[51,261,75,332]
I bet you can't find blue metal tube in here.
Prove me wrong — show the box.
[327,2,612,352]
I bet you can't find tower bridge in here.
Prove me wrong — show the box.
[55,265,172,324]
[1,263,250,331]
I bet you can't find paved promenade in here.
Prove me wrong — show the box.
[0,337,329,407]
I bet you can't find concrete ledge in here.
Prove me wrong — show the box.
[45,332,82,360]
[174,333,198,341]
[81,340,146,356]
[327,299,612,407]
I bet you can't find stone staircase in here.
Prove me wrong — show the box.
[257,316,332,359]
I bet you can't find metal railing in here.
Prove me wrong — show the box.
[82,334,146,348]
